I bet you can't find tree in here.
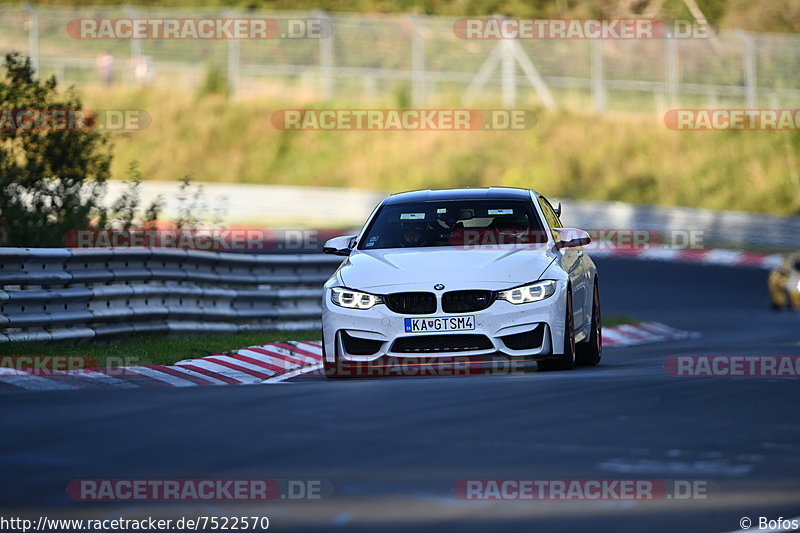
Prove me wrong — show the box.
[0,52,112,247]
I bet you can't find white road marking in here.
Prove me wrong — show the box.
[597,457,753,477]
[264,363,323,383]
[124,366,199,387]
[174,359,262,383]
[0,374,77,391]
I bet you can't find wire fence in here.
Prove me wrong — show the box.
[1,4,799,112]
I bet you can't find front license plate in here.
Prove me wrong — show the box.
[404,315,475,333]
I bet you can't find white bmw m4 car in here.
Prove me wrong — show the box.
[321,187,601,376]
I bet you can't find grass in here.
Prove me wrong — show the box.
[604,315,642,327]
[79,83,800,216]
[0,330,321,369]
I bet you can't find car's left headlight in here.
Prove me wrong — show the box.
[331,287,383,310]
[498,280,557,304]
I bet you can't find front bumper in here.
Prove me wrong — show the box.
[321,282,568,363]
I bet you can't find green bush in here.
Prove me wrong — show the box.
[0,52,112,247]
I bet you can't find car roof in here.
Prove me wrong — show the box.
[383,187,539,205]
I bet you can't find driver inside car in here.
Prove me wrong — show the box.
[400,222,427,247]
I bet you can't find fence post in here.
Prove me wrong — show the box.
[735,30,757,108]
[706,88,719,107]
[666,37,679,108]
[410,14,426,106]
[125,5,142,86]
[316,10,334,100]
[227,10,240,98]
[769,90,779,109]
[591,39,605,112]
[501,39,516,108]
[23,3,39,75]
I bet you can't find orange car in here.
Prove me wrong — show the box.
[768,252,800,310]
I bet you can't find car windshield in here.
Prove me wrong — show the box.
[358,200,547,250]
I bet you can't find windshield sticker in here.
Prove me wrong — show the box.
[400,213,426,220]
[488,209,514,215]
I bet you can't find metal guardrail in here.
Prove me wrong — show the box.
[0,248,342,343]
[556,199,800,251]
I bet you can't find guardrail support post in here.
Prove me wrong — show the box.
[410,14,426,107]
[735,30,757,108]
[23,3,39,75]
[666,37,679,109]
[316,10,334,100]
[227,10,240,98]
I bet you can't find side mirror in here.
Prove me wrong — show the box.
[554,202,562,217]
[323,235,357,256]
[554,228,591,249]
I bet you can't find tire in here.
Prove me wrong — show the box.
[539,290,576,371]
[323,359,345,378]
[577,280,602,366]
[770,288,791,311]
[782,289,794,310]
[324,356,358,378]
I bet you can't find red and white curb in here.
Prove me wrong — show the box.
[0,341,323,393]
[602,322,698,347]
[590,247,782,270]
[0,323,695,392]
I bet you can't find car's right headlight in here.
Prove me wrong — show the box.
[497,280,557,304]
[331,287,383,310]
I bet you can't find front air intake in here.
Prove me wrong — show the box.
[391,334,493,353]
[441,290,496,313]
[384,292,437,314]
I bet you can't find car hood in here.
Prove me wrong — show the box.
[338,247,557,291]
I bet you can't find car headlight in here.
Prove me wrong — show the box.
[498,280,557,304]
[331,287,383,309]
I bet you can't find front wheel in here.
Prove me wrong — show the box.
[323,355,358,378]
[769,287,788,310]
[577,281,602,366]
[538,291,576,371]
